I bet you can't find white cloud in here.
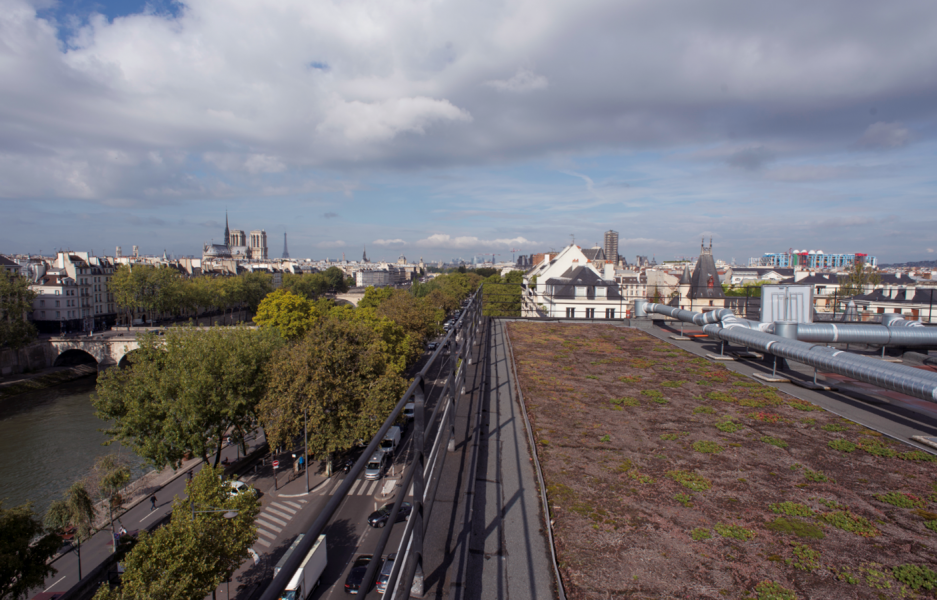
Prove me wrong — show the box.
[485,69,548,93]
[928,248,935,254]
[316,97,472,143]
[416,234,539,249]
[858,122,912,150]
[373,238,406,246]
[316,240,346,248]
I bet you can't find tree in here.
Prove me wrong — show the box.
[322,266,349,293]
[93,326,284,469]
[282,273,329,300]
[92,466,259,600]
[84,454,132,554]
[376,291,437,341]
[357,286,396,309]
[838,262,881,297]
[259,318,409,473]
[45,483,96,580]
[253,289,320,340]
[0,502,60,600]
[0,273,37,350]
[109,265,182,325]
[237,271,273,313]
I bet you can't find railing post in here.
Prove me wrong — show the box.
[411,377,426,596]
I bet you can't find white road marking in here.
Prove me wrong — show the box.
[257,528,277,539]
[43,575,67,592]
[255,537,271,548]
[138,509,160,524]
[329,480,344,495]
[261,513,287,527]
[266,508,292,520]
[256,519,283,532]
[348,479,361,495]
[272,502,296,514]
[284,500,303,509]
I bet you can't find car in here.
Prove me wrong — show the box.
[363,452,386,480]
[376,553,396,594]
[427,342,438,351]
[368,502,412,528]
[403,402,415,421]
[226,480,259,498]
[344,555,373,594]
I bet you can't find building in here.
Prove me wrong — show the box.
[29,272,81,333]
[604,230,619,266]
[674,239,726,311]
[356,269,394,287]
[752,250,877,269]
[522,244,625,318]
[249,230,268,260]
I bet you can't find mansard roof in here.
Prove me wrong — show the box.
[687,249,725,299]
[544,266,623,300]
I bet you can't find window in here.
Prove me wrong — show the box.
[55,300,60,307]
[606,308,615,319]
[56,311,60,318]
[40,299,45,307]
[585,308,595,318]
[576,286,587,297]
[566,307,576,318]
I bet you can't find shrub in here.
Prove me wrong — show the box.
[788,399,820,411]
[892,564,937,591]
[761,436,788,448]
[821,423,848,432]
[693,440,724,454]
[875,491,926,509]
[674,493,692,507]
[753,581,796,600]
[897,450,937,462]
[599,434,611,443]
[770,502,815,518]
[690,527,711,541]
[765,517,825,539]
[707,391,735,403]
[693,406,715,414]
[787,542,821,571]
[716,418,744,433]
[816,511,878,537]
[858,437,897,458]
[667,470,712,492]
[715,522,755,541]
[828,439,857,453]
[803,469,831,483]
[925,521,937,533]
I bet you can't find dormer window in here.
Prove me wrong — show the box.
[576,286,587,297]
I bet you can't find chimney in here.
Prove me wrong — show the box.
[604,263,615,280]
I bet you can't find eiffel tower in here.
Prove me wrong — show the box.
[282,232,290,259]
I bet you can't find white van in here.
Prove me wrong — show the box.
[403,403,415,421]
[380,426,401,458]
[364,452,386,480]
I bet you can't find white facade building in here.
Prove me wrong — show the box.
[522,244,627,319]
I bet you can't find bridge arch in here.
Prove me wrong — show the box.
[53,348,98,368]
[117,349,145,369]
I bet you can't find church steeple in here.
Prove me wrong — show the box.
[363,245,369,263]
[224,211,230,248]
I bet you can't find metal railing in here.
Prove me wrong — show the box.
[257,287,483,600]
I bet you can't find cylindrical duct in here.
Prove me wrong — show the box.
[774,321,799,340]
[634,300,648,317]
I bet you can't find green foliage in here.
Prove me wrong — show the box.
[0,501,61,600]
[816,511,878,537]
[690,527,711,540]
[660,433,685,441]
[661,380,685,388]
[94,326,284,469]
[674,493,692,507]
[828,439,856,453]
[642,389,667,404]
[892,565,937,591]
[0,272,38,349]
[611,397,639,407]
[714,522,756,541]
[770,502,815,518]
[838,262,881,297]
[253,289,319,340]
[803,469,830,483]
[281,272,329,300]
[897,450,937,462]
[259,317,409,460]
[110,264,182,323]
[97,466,259,600]
[858,437,897,457]
[693,406,715,414]
[821,423,848,432]
[875,491,925,508]
[667,470,712,492]
[924,520,937,533]
[752,580,796,600]
[599,434,611,442]
[715,417,743,433]
[693,440,724,454]
[706,391,735,403]
[816,498,846,510]
[375,290,439,341]
[787,542,821,571]
[482,276,522,317]
[765,517,825,539]
[760,436,788,448]
[45,482,96,544]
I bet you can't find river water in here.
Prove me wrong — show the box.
[0,375,146,517]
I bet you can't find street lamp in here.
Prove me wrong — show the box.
[190,503,239,520]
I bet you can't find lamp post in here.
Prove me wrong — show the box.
[190,504,239,600]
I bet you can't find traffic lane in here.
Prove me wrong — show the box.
[32,436,261,596]
[313,486,407,600]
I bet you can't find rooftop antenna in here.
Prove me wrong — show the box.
[570,234,575,246]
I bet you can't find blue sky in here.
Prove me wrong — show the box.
[2,0,937,263]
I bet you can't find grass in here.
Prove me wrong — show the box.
[770,502,815,518]
[821,423,848,432]
[752,581,796,600]
[858,437,897,458]
[803,469,831,483]
[760,436,788,448]
[693,405,715,414]
[674,493,692,507]
[765,517,825,539]
[828,439,857,453]
[816,511,879,537]
[715,417,744,433]
[875,491,926,508]
[690,527,711,541]
[787,542,821,571]
[897,450,937,462]
[693,440,725,454]
[667,469,712,492]
[714,522,756,541]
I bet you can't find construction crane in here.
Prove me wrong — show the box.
[509,247,521,263]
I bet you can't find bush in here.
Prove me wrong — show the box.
[892,564,937,591]
[714,522,755,541]
[667,470,712,492]
[770,502,815,518]
[693,440,724,454]
[690,527,711,541]
[828,439,856,453]
[816,511,878,537]
[760,436,788,448]
[753,581,796,600]
[875,491,925,509]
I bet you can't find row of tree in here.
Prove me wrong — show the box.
[0,272,37,349]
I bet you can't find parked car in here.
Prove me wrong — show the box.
[427,342,438,351]
[367,502,412,528]
[376,554,396,594]
[226,480,259,498]
[344,555,373,594]
[403,402,415,421]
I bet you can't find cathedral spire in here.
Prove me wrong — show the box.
[224,211,230,248]
[363,245,369,263]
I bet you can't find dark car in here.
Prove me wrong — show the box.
[367,501,412,528]
[344,555,373,594]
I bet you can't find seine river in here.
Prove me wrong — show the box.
[0,375,146,517]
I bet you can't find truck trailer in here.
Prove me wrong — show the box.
[278,534,327,600]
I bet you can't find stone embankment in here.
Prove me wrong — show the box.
[0,364,98,400]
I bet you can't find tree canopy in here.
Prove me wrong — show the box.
[259,317,409,459]
[92,466,259,600]
[0,273,38,349]
[0,502,60,600]
[253,289,320,340]
[93,326,285,469]
[838,262,881,297]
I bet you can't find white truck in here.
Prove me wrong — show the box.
[379,425,402,458]
[276,534,327,600]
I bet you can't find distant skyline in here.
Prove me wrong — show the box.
[2,0,936,262]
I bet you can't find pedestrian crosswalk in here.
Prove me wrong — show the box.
[253,499,307,549]
[327,478,415,497]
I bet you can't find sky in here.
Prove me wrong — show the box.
[2,0,936,264]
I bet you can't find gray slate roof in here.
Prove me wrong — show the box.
[687,253,725,299]
[545,266,623,300]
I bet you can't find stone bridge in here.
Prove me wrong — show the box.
[48,334,143,369]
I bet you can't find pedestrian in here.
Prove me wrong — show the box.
[150,496,157,511]
[187,471,193,482]
[298,455,305,471]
